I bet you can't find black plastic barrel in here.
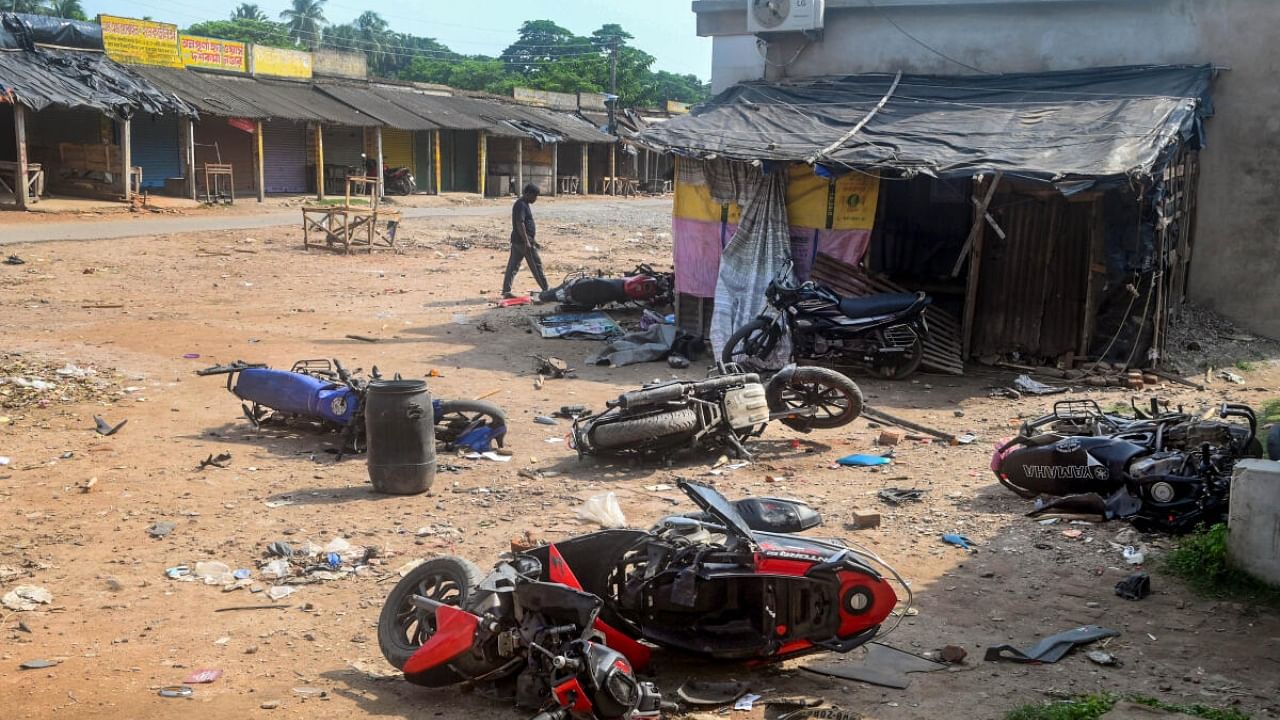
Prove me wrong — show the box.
[365,379,436,495]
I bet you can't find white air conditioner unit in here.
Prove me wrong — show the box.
[747,0,825,34]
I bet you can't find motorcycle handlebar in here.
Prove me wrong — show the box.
[1219,403,1257,448]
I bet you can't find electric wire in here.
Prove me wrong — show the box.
[863,0,989,75]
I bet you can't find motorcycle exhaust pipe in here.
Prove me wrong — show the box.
[409,594,446,613]
[618,383,687,409]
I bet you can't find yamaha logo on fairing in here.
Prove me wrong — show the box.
[1022,465,1110,481]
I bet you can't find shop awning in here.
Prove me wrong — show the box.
[0,46,194,118]
[637,64,1215,182]
[134,67,269,120]
[316,82,439,131]
[133,68,380,126]
[368,84,498,133]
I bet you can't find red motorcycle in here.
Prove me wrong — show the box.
[378,481,906,719]
[538,264,673,311]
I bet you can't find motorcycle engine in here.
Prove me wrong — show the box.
[1128,452,1186,480]
[723,383,770,430]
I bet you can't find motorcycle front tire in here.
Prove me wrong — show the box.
[377,556,484,674]
[766,366,864,431]
[589,409,699,449]
[721,318,776,366]
[435,399,507,447]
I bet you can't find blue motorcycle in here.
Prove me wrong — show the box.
[197,359,507,456]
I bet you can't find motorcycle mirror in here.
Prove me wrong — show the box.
[731,497,822,533]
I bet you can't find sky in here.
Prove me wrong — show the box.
[81,0,714,79]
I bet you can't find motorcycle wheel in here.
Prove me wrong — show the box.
[1268,423,1280,461]
[590,409,699,449]
[435,400,507,448]
[721,318,776,366]
[766,366,864,431]
[878,336,924,380]
[377,556,483,672]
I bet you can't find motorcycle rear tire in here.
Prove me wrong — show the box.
[377,556,484,674]
[879,336,924,380]
[435,400,508,447]
[766,366,864,431]
[590,409,699,449]
[721,318,775,366]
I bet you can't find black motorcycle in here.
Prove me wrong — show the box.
[992,402,1259,533]
[721,262,932,380]
[571,363,863,459]
[538,265,673,311]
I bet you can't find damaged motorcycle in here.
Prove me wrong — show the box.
[538,265,674,311]
[196,359,506,455]
[377,481,906,719]
[992,400,1260,533]
[721,261,932,380]
[571,363,863,458]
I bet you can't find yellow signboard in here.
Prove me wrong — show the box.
[786,165,880,230]
[251,45,313,79]
[100,15,182,68]
[180,35,247,73]
[666,100,690,115]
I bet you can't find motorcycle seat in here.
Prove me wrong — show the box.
[838,293,924,319]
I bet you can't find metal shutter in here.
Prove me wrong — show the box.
[323,126,365,170]
[382,129,414,170]
[130,113,180,189]
[262,120,308,194]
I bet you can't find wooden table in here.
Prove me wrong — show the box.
[0,161,44,203]
[598,176,637,196]
[301,176,402,254]
[201,163,235,204]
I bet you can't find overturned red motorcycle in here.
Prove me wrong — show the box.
[378,481,907,720]
[538,264,673,311]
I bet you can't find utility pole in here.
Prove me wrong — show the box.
[608,36,618,195]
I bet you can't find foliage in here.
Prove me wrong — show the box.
[1234,360,1255,371]
[1005,694,1251,720]
[184,18,294,48]
[6,0,86,20]
[280,0,326,49]
[231,3,267,22]
[1164,523,1280,606]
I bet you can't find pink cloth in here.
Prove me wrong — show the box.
[674,222,870,299]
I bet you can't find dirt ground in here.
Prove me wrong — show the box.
[1,200,1277,720]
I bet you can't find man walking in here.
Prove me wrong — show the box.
[502,184,549,298]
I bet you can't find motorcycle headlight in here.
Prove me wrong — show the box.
[1150,482,1176,503]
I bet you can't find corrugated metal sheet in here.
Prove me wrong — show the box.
[316,83,437,131]
[382,129,413,170]
[262,119,307,193]
[369,85,495,132]
[130,112,181,188]
[135,69,381,126]
[135,67,267,119]
[972,188,1096,359]
[194,117,255,193]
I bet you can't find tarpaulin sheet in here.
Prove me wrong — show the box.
[1,12,101,50]
[0,45,194,119]
[639,65,1214,183]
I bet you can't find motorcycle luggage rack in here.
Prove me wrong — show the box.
[291,359,336,378]
[1052,399,1104,420]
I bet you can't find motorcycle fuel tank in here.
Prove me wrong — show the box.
[233,368,360,426]
[995,436,1144,497]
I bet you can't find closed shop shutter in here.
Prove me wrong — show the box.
[324,126,365,170]
[414,130,435,193]
[263,120,307,194]
[194,118,256,194]
[382,129,414,170]
[131,113,181,189]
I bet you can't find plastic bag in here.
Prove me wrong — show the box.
[194,561,234,585]
[576,492,627,528]
[261,559,290,579]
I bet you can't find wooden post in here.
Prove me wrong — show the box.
[433,129,442,194]
[255,120,265,203]
[551,141,557,197]
[515,137,523,196]
[120,116,132,202]
[375,125,384,198]
[314,123,325,200]
[182,117,196,200]
[477,130,487,197]
[961,176,992,359]
[13,103,28,211]
[608,144,616,195]
[581,144,589,195]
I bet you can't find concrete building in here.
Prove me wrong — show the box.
[692,0,1280,339]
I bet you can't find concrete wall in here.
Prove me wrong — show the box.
[697,0,1280,338]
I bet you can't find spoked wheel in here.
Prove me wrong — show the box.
[721,318,777,370]
[435,400,507,448]
[766,366,864,431]
[377,556,483,674]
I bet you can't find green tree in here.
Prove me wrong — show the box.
[7,0,46,13]
[46,0,87,20]
[184,18,294,48]
[280,0,326,49]
[500,19,592,75]
[231,3,267,21]
[645,70,710,106]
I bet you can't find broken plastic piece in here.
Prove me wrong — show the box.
[878,487,925,504]
[984,624,1120,663]
[1115,572,1151,600]
[802,642,946,689]
[93,415,127,436]
[576,492,627,528]
[676,679,750,706]
[837,453,891,467]
[159,686,194,698]
[941,533,976,551]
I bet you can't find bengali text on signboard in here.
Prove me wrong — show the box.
[251,45,313,79]
[99,15,182,68]
[180,35,247,72]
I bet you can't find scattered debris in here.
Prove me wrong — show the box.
[877,488,925,505]
[19,658,59,670]
[92,414,127,436]
[941,533,976,552]
[183,669,223,684]
[984,625,1119,663]
[837,453,892,467]
[734,692,762,711]
[158,686,194,698]
[576,492,627,528]
[147,521,176,539]
[861,407,955,443]
[1086,650,1120,667]
[939,645,967,664]
[198,452,233,469]
[344,334,379,343]
[877,429,903,446]
[802,642,946,689]
[214,605,291,612]
[3,255,26,265]
[2,585,53,611]
[533,415,558,425]
[1013,374,1068,396]
[1218,369,1245,385]
[843,510,881,530]
[530,355,574,378]
[1115,572,1152,601]
[676,680,750,706]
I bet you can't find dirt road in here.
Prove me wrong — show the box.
[1,203,1276,720]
